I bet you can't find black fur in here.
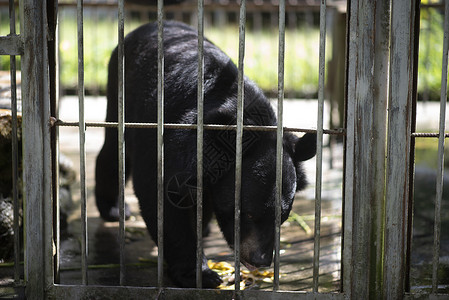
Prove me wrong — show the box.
[95,20,316,288]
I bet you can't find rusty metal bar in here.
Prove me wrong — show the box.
[234,0,246,292]
[117,0,126,287]
[412,132,449,138]
[76,0,88,285]
[8,0,20,284]
[432,0,449,293]
[384,0,417,298]
[196,0,205,289]
[22,0,52,297]
[273,0,285,291]
[54,120,345,135]
[157,0,165,288]
[313,0,326,293]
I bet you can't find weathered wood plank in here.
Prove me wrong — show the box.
[0,35,23,55]
[21,0,52,298]
[344,0,390,298]
[384,0,418,298]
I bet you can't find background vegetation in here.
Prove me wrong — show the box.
[55,8,321,97]
[0,4,447,100]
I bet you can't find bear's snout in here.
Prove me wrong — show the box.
[240,231,274,271]
[250,251,272,268]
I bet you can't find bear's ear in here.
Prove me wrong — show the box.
[294,132,317,162]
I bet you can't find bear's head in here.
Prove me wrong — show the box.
[211,132,316,270]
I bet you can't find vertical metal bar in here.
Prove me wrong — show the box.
[8,0,20,284]
[117,0,126,287]
[9,0,20,284]
[405,1,421,292]
[313,0,326,293]
[384,0,416,298]
[48,0,59,284]
[432,0,449,293]
[77,0,88,285]
[157,0,165,289]
[273,0,285,291]
[234,0,246,292]
[196,0,205,289]
[22,0,51,297]
[53,6,61,284]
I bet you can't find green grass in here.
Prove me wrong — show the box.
[204,26,320,97]
[54,11,322,97]
[418,6,447,100]
[0,6,447,99]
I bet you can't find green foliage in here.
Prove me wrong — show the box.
[58,9,142,94]
[418,7,447,101]
[0,6,446,99]
[205,26,320,97]
[55,15,321,97]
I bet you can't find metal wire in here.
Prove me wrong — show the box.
[54,120,344,135]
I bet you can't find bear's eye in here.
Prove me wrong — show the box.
[246,213,254,220]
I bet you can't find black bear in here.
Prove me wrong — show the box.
[95,20,316,288]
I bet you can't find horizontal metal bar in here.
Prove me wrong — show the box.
[47,284,345,300]
[0,35,23,55]
[411,132,449,138]
[54,120,345,135]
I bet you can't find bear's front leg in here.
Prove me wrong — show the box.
[142,202,222,288]
[162,208,222,288]
[167,254,223,288]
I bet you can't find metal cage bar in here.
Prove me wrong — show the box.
[8,0,20,284]
[117,0,127,287]
[76,0,89,286]
[196,0,205,289]
[273,0,285,291]
[432,0,449,293]
[234,0,246,292]
[55,121,343,135]
[157,0,165,288]
[313,0,326,292]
